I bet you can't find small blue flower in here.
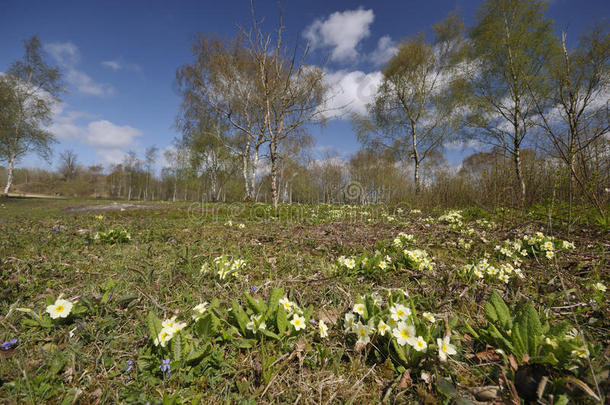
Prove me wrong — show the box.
[125,360,133,373]
[1,338,17,350]
[160,358,171,376]
[252,286,258,293]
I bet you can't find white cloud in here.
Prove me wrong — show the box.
[85,120,143,148]
[66,70,114,96]
[102,60,122,71]
[303,9,374,62]
[444,139,484,151]
[45,42,80,67]
[96,148,127,165]
[369,36,397,65]
[323,69,383,117]
[45,41,114,96]
[48,107,143,164]
[102,60,141,72]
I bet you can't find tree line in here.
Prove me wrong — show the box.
[1,0,608,215]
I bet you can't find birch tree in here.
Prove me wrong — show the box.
[353,12,464,195]
[461,0,556,203]
[0,35,63,196]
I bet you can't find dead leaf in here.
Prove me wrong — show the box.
[469,386,500,401]
[508,354,519,371]
[317,308,340,326]
[398,369,412,389]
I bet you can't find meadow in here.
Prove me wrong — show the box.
[0,198,607,404]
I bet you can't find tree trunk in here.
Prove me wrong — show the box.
[250,145,260,202]
[2,155,15,196]
[411,124,421,195]
[270,138,279,207]
[514,142,525,204]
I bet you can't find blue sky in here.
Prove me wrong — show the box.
[1,0,608,171]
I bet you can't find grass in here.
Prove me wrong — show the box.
[0,198,607,404]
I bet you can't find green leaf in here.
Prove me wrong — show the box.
[514,303,542,356]
[436,377,457,397]
[147,311,163,342]
[276,306,288,335]
[265,288,284,318]
[553,395,569,405]
[237,338,256,349]
[489,291,512,330]
[391,340,408,366]
[259,328,280,340]
[532,351,558,365]
[231,300,249,336]
[245,292,265,314]
[172,333,181,361]
[462,320,480,339]
[186,343,210,366]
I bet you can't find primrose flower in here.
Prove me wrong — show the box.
[571,347,589,359]
[238,223,246,229]
[422,312,436,323]
[487,266,499,277]
[371,292,383,307]
[192,302,209,320]
[290,314,306,331]
[562,241,575,249]
[521,250,528,257]
[498,272,510,284]
[46,298,74,319]
[545,250,554,260]
[377,320,390,336]
[344,258,356,269]
[390,304,411,322]
[247,314,266,332]
[392,322,416,346]
[437,336,457,361]
[279,297,293,313]
[344,313,356,332]
[154,328,174,347]
[352,303,366,316]
[379,260,388,270]
[473,268,484,279]
[544,337,558,348]
[542,241,554,251]
[411,336,428,352]
[318,320,328,338]
[162,316,178,329]
[94,215,104,221]
[593,282,607,293]
[354,322,371,344]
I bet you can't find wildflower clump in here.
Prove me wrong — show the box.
[400,249,435,271]
[344,292,458,368]
[438,210,464,229]
[499,232,577,261]
[459,258,523,285]
[201,255,246,280]
[93,228,131,244]
[227,288,313,340]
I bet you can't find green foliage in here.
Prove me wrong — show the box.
[475,291,590,370]
[92,228,131,244]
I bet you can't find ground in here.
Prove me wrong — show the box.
[0,198,607,404]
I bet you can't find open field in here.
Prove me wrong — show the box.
[0,198,608,404]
